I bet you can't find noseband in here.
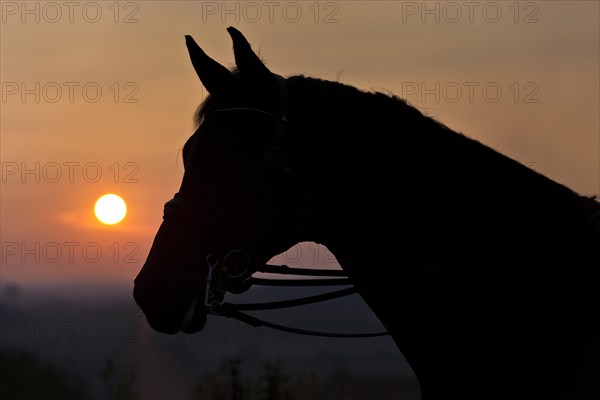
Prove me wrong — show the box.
[164,75,389,338]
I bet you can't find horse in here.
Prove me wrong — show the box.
[133,27,600,399]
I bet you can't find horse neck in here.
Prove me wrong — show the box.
[285,76,590,265]
[283,76,600,398]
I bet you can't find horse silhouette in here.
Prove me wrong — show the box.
[134,27,600,399]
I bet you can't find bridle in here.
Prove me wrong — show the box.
[164,74,389,338]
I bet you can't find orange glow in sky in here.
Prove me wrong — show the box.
[1,2,598,288]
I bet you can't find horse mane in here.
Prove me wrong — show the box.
[192,73,594,220]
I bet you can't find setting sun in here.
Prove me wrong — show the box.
[94,194,127,225]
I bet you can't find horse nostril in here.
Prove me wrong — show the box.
[133,279,163,311]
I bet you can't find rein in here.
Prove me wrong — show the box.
[166,74,389,338]
[215,264,388,338]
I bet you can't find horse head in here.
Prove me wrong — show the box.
[133,27,303,334]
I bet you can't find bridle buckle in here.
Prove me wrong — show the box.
[204,253,225,314]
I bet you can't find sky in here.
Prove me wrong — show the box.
[1,1,599,289]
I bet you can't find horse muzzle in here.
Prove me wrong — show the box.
[133,274,208,335]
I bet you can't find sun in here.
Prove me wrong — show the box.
[94,194,127,225]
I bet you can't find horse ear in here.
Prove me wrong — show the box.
[227,27,271,78]
[185,35,233,95]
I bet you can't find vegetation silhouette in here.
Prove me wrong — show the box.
[194,358,319,400]
[101,358,139,400]
[0,348,82,400]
